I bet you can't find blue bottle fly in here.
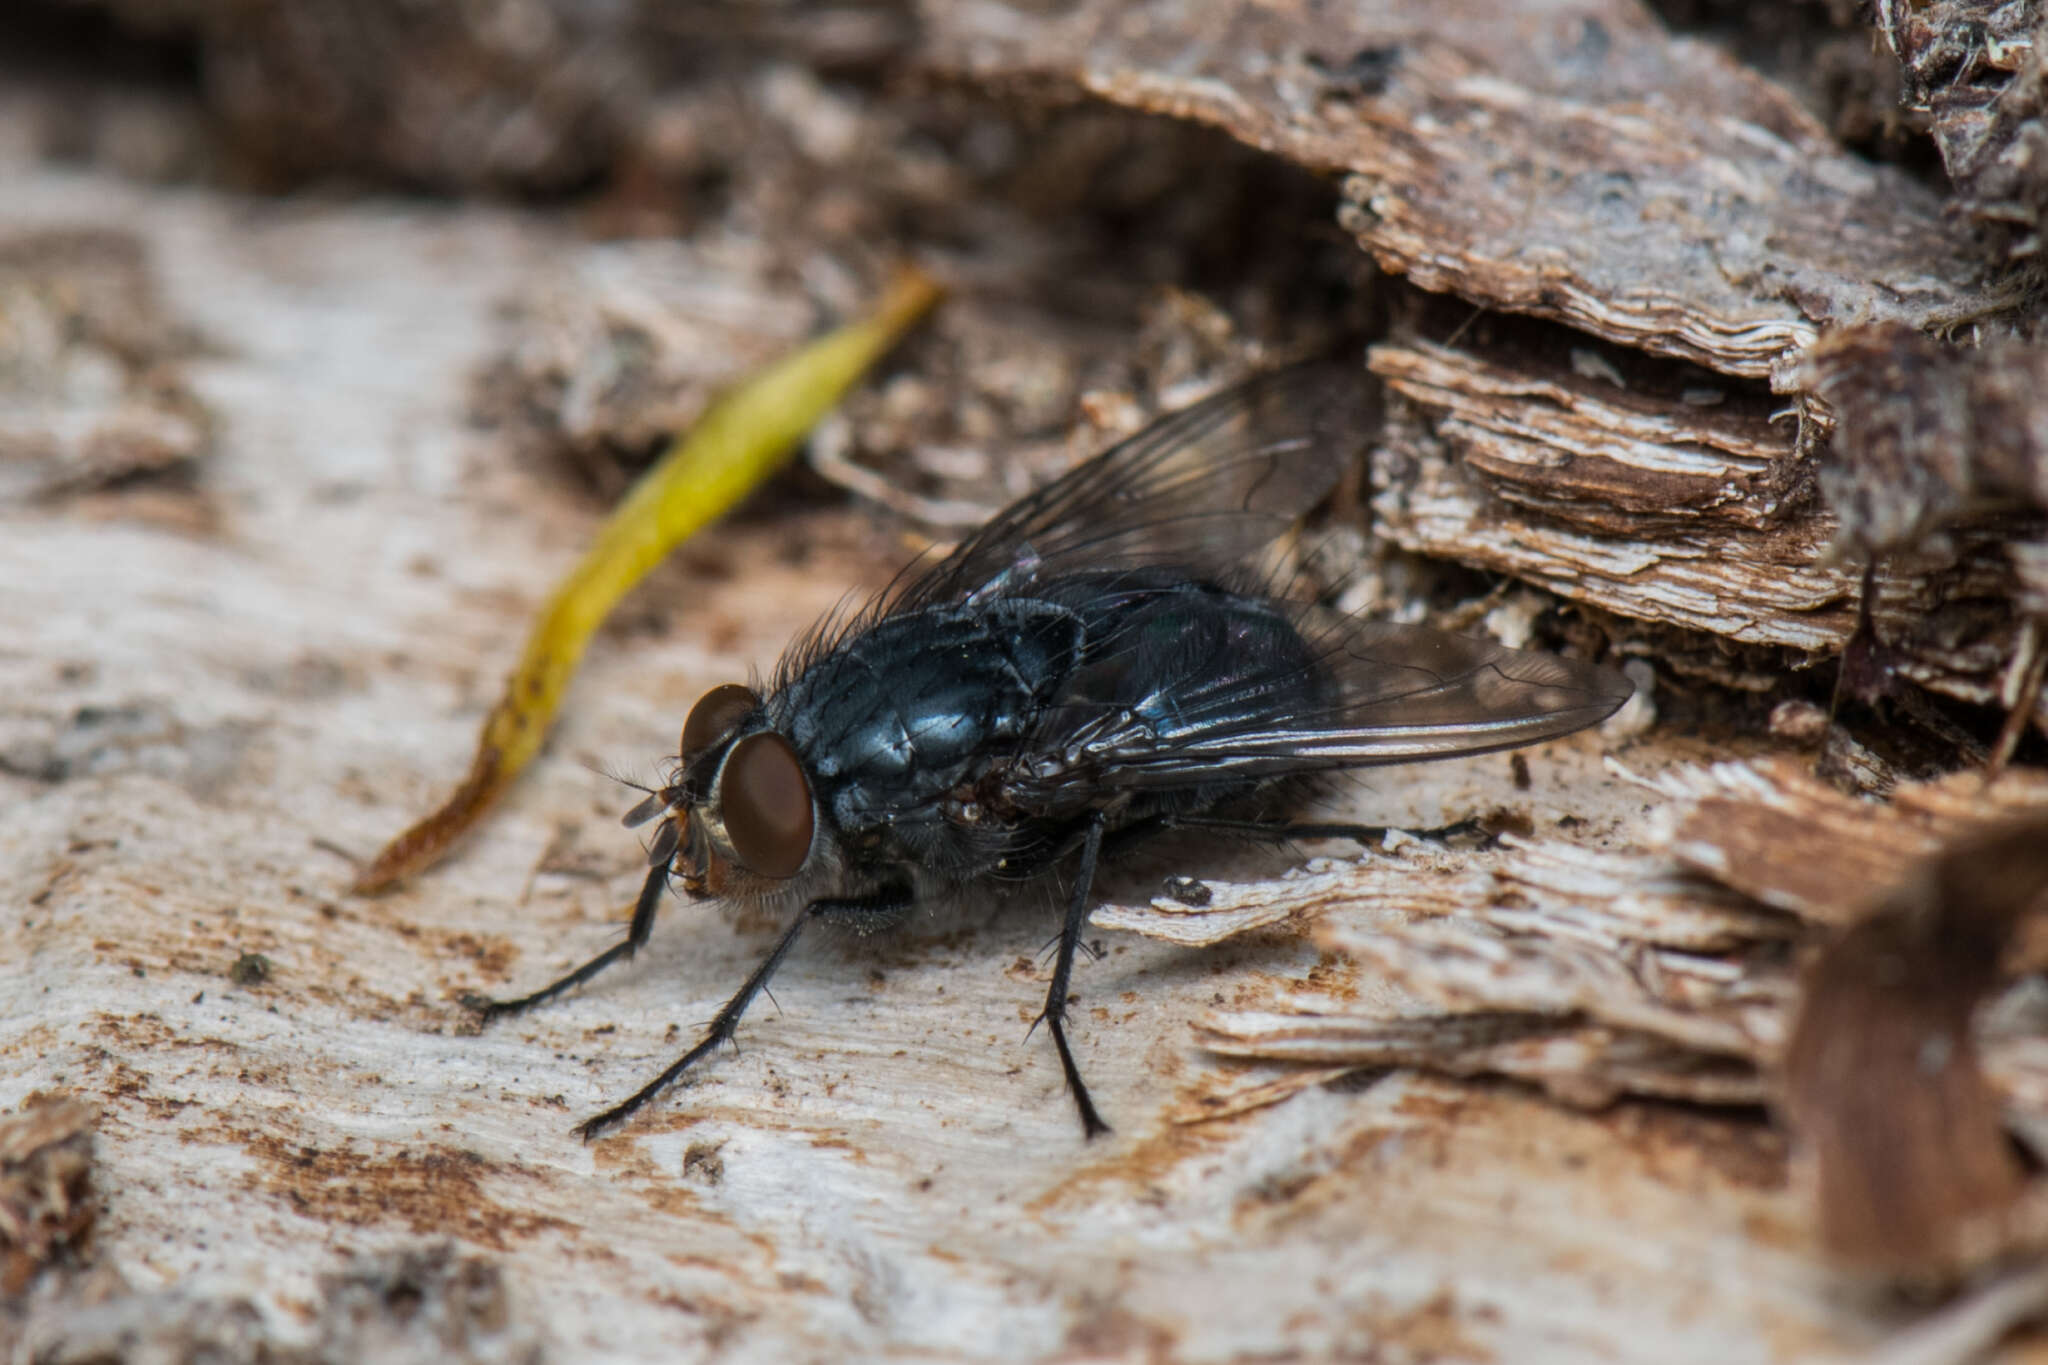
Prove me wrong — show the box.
[467,361,1634,1139]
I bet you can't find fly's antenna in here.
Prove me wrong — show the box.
[584,759,685,826]
[583,758,661,795]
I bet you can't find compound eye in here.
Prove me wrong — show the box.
[681,683,760,762]
[719,732,814,879]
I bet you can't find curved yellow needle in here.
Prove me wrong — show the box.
[354,268,942,893]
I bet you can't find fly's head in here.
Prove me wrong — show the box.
[623,683,818,902]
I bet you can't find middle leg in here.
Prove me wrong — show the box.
[575,881,913,1140]
[1036,811,1112,1139]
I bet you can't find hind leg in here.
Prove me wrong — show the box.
[1034,812,1112,1138]
[574,881,913,1139]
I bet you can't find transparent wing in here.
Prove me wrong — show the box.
[896,360,1376,609]
[1005,614,1634,803]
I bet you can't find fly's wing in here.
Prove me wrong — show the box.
[894,361,1375,610]
[1004,614,1634,802]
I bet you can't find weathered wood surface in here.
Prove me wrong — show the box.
[7,0,2048,1358]
[923,0,2011,378]
[0,156,2003,1364]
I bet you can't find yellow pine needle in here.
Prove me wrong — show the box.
[354,267,942,892]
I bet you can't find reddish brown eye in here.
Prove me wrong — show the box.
[681,683,760,762]
[719,732,814,878]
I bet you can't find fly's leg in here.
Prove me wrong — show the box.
[463,862,670,1023]
[1035,812,1112,1139]
[574,882,913,1141]
[1158,814,1481,849]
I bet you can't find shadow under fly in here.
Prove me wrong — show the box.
[465,359,1634,1139]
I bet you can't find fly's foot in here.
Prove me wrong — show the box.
[459,991,525,1026]
[1030,999,1113,1139]
[574,1107,629,1143]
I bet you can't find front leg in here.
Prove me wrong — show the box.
[1035,812,1112,1139]
[575,881,913,1140]
[463,860,671,1022]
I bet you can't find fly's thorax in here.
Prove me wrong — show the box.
[767,598,1085,822]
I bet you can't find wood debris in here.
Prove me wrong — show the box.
[0,1099,96,1298]
[922,0,2007,376]
[1368,308,2010,660]
[1879,0,2048,258]
[16,1243,547,1365]
[0,227,211,517]
[1093,758,2048,1278]
[1791,324,2048,557]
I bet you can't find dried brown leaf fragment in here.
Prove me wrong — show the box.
[1783,818,2048,1279]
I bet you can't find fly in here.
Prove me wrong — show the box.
[465,361,1635,1139]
